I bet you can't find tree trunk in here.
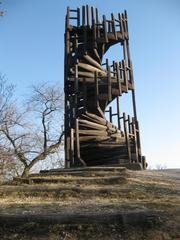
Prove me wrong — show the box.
[21,166,30,178]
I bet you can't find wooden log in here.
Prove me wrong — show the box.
[95,8,100,38]
[84,112,119,131]
[91,6,95,26]
[124,10,129,39]
[75,70,94,78]
[78,62,106,76]
[116,96,121,130]
[111,13,117,40]
[77,7,80,27]
[66,7,70,28]
[79,129,108,136]
[83,54,104,71]
[103,15,108,43]
[109,106,112,123]
[83,78,87,111]
[93,48,101,63]
[116,62,122,96]
[79,136,110,142]
[123,112,131,162]
[107,66,112,101]
[70,128,74,165]
[95,71,99,108]
[66,136,70,168]
[75,119,81,161]
[122,60,128,93]
[118,13,124,39]
[132,118,138,163]
[86,5,90,26]
[79,119,107,130]
[82,6,85,26]
[75,64,79,116]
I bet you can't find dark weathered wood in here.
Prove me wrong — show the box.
[116,96,121,130]
[77,7,80,26]
[86,5,90,27]
[107,66,112,101]
[82,6,85,26]
[123,112,131,162]
[111,13,117,40]
[64,6,144,168]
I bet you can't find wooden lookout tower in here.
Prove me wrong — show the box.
[64,5,146,169]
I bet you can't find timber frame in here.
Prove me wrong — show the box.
[64,5,146,169]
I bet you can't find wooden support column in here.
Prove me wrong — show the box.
[66,7,70,27]
[95,8,100,38]
[103,15,108,43]
[136,120,142,162]
[122,60,128,93]
[109,106,112,123]
[83,78,87,111]
[77,7,80,26]
[111,13,117,40]
[70,128,74,165]
[132,118,138,163]
[75,64,79,117]
[116,62,122,96]
[118,13,124,39]
[82,6,85,26]
[86,5,90,27]
[95,71,99,109]
[107,66,112,101]
[75,119,80,161]
[116,96,121,130]
[123,112,131,162]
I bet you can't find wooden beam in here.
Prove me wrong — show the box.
[86,5,90,26]
[123,112,131,162]
[107,66,112,101]
[103,15,108,43]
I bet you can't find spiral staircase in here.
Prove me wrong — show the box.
[64,5,146,169]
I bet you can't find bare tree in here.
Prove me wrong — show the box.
[0,78,64,178]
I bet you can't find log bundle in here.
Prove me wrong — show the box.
[64,5,146,169]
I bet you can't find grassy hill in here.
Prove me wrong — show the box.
[0,167,179,240]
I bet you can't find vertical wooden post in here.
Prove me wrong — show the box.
[122,60,128,92]
[83,78,87,111]
[123,112,131,162]
[75,119,80,161]
[95,71,99,108]
[116,96,121,130]
[70,128,74,165]
[66,7,70,28]
[91,7,97,48]
[107,66,112,101]
[103,15,108,43]
[108,20,111,32]
[77,7,80,27]
[109,106,112,123]
[132,118,138,163]
[82,6,85,26]
[75,64,79,117]
[116,62,122,96]
[128,115,131,134]
[95,8,100,38]
[118,13,124,39]
[91,6,94,25]
[111,13,117,40]
[86,5,90,27]
[136,120,142,161]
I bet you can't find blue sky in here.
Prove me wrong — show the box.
[0,0,180,168]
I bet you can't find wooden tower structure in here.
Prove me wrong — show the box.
[64,5,146,169]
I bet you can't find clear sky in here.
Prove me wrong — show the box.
[0,0,180,168]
